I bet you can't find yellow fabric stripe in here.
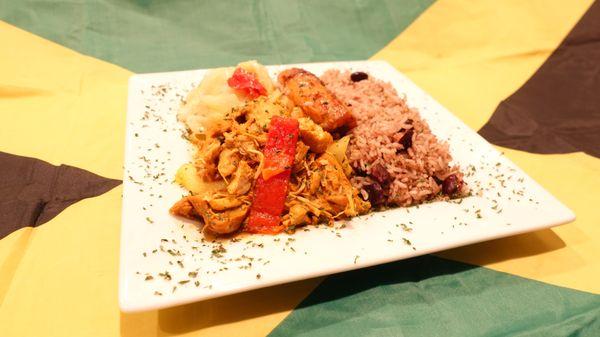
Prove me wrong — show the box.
[0,21,129,180]
[373,0,599,294]
[442,150,600,294]
[0,21,320,337]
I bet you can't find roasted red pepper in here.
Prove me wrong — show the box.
[246,173,290,234]
[261,116,299,181]
[246,116,299,234]
[227,67,267,99]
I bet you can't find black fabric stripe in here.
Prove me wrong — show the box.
[0,152,121,239]
[479,0,600,158]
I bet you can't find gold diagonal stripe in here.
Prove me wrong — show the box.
[372,0,599,294]
[0,21,130,180]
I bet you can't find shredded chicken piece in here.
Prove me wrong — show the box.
[302,153,369,221]
[326,195,348,207]
[288,204,309,226]
[308,171,321,194]
[182,195,250,234]
[292,195,323,217]
[217,148,240,178]
[169,196,197,220]
[294,141,310,166]
[246,148,265,180]
[298,117,333,153]
[227,161,254,195]
[196,140,222,180]
[208,196,244,211]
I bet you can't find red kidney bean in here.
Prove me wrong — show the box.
[364,181,386,206]
[370,163,393,185]
[350,71,369,82]
[399,129,414,150]
[442,174,462,196]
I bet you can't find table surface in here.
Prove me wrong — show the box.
[0,1,599,336]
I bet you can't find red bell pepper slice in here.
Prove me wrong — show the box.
[261,116,299,181]
[246,116,299,234]
[227,67,267,99]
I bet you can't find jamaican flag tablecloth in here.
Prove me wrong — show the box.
[1,1,599,336]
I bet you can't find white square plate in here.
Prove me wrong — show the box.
[119,61,574,312]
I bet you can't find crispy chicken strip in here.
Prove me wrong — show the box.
[278,68,356,132]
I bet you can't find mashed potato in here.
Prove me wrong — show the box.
[177,60,274,134]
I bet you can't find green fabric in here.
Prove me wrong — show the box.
[0,0,434,72]
[270,256,600,337]
[6,2,600,336]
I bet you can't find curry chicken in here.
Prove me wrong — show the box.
[170,61,369,235]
